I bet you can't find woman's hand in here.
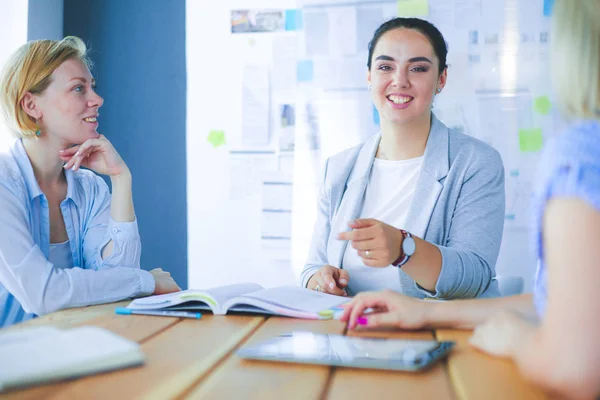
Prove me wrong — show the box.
[338,219,404,267]
[340,289,430,330]
[150,268,181,295]
[306,265,349,296]
[469,310,536,358]
[60,135,129,177]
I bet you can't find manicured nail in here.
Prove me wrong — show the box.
[75,151,80,157]
[59,149,64,153]
[329,282,334,289]
[357,317,368,326]
[340,279,347,284]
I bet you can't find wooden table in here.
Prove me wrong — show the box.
[0,302,548,399]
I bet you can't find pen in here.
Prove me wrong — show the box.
[115,307,202,319]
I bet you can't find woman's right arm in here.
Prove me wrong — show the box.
[341,289,536,330]
[0,184,155,316]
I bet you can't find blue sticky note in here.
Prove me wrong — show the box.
[373,104,380,125]
[543,0,554,16]
[297,60,314,82]
[285,9,303,31]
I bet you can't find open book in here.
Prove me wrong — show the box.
[0,326,144,392]
[125,283,348,319]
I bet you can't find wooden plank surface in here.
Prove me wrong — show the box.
[2,301,130,332]
[326,328,454,400]
[0,308,181,400]
[38,315,263,400]
[435,329,548,400]
[183,317,346,400]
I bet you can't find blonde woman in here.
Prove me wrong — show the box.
[0,37,180,328]
[342,1,600,398]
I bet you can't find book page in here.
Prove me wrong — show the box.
[235,286,347,313]
[182,283,265,311]
[128,283,264,312]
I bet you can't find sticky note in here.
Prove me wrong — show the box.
[373,104,380,125]
[207,130,226,148]
[297,60,314,82]
[533,96,552,115]
[518,128,543,152]
[397,0,429,17]
[285,9,303,31]
[543,0,555,16]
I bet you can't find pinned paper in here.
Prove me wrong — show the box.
[285,9,303,31]
[518,128,543,152]
[533,96,552,115]
[397,0,429,17]
[207,130,226,148]
[297,60,314,82]
[543,0,555,16]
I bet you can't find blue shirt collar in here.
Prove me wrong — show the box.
[10,139,82,207]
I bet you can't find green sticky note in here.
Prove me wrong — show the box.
[397,0,429,16]
[533,96,552,115]
[518,128,543,152]
[207,130,226,148]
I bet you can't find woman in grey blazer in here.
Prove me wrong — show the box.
[301,17,504,300]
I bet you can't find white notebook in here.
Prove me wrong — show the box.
[0,326,145,392]
[126,283,348,319]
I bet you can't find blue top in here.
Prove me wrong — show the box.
[0,140,155,328]
[532,120,600,316]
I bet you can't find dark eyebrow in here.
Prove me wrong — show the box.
[375,55,395,62]
[408,56,432,63]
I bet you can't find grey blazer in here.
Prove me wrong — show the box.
[300,115,504,299]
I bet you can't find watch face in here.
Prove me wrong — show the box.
[403,237,416,256]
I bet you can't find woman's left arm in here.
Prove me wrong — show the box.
[472,198,600,399]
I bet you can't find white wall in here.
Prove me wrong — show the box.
[187,0,299,290]
[0,0,29,149]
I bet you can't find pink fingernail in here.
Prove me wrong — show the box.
[340,279,347,284]
[329,282,335,289]
[357,317,368,326]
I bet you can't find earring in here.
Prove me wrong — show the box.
[368,85,372,91]
[34,118,41,136]
[436,88,442,93]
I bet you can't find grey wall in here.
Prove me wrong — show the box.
[28,0,64,40]
[62,0,188,288]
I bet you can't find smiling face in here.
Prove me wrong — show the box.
[368,28,446,126]
[32,58,103,144]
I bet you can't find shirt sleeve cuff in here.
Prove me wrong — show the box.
[107,217,140,241]
[137,269,155,296]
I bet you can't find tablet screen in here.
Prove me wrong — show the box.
[237,331,455,372]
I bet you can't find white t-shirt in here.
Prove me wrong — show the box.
[342,156,424,294]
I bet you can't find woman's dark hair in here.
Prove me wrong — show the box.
[367,17,448,74]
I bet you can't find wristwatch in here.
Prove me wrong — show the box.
[392,230,416,267]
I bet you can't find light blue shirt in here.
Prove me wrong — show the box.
[0,139,155,328]
[532,120,600,316]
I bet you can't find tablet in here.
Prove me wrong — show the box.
[237,331,455,372]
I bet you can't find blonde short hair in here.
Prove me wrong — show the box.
[0,36,91,138]
[551,0,600,120]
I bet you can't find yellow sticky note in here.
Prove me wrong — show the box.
[518,128,543,152]
[397,0,429,17]
[207,130,226,148]
[533,96,552,115]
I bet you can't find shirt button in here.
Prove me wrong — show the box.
[112,228,119,234]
